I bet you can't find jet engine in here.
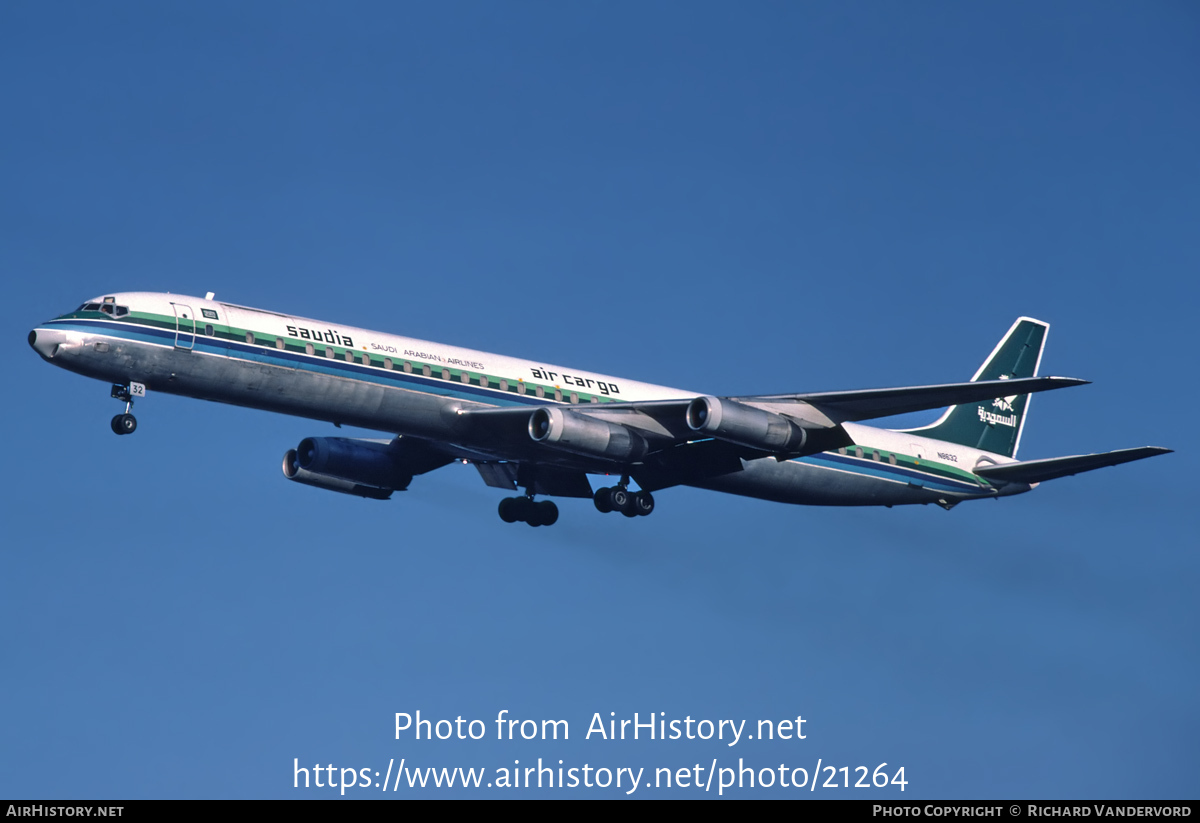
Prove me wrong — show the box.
[281,437,413,498]
[685,396,808,453]
[528,407,648,462]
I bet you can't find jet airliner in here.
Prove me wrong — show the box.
[28,292,1169,526]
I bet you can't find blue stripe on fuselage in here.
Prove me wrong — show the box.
[42,317,555,408]
[794,451,984,494]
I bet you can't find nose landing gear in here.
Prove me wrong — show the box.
[109,382,144,435]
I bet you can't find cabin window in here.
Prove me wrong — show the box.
[205,324,215,337]
[201,309,218,320]
[517,382,526,395]
[570,391,578,404]
[479,375,489,388]
[383,358,393,370]
[872,450,880,461]
[358,353,367,365]
[590,395,599,403]
[114,306,128,317]
[276,338,285,350]
[302,342,312,355]
[554,389,562,402]
[325,346,335,359]
[100,304,114,315]
[460,371,470,384]
[855,447,863,459]
[344,350,353,362]
[499,379,508,392]
[422,364,431,377]
[838,447,847,455]
[402,361,412,373]
[245,332,254,344]
[533,385,543,398]
[441,368,450,380]
[889,454,897,465]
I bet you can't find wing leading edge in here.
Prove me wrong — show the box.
[742,376,1089,423]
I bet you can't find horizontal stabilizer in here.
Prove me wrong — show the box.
[974,447,1172,485]
[752,376,1089,422]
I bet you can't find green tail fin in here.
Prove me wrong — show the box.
[895,317,1048,458]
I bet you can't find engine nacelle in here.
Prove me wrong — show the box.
[292,437,414,490]
[282,449,394,499]
[685,396,808,453]
[528,407,648,462]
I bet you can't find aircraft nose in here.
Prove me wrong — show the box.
[28,328,61,359]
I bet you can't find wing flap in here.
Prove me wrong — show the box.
[974,447,1172,484]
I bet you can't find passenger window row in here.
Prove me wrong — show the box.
[238,331,605,404]
[837,446,899,465]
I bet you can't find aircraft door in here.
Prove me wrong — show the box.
[172,303,196,350]
[908,443,926,487]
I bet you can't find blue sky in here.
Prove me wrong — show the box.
[2,1,1196,798]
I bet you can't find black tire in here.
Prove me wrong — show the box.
[634,490,655,516]
[593,487,613,513]
[498,497,519,523]
[512,496,534,523]
[615,489,639,518]
[610,487,630,511]
[112,413,137,435]
[537,500,559,526]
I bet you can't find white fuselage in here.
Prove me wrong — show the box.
[29,291,1029,509]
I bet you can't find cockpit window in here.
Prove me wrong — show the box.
[77,301,128,315]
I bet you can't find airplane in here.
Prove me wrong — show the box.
[28,291,1170,526]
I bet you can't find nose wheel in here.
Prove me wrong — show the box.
[110,413,137,435]
[109,382,144,436]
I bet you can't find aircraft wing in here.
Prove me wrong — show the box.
[447,376,1097,494]
[740,376,1089,423]
[457,375,1087,434]
[972,447,1172,484]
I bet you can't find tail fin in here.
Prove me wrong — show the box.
[895,317,1048,458]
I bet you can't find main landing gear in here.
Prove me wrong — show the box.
[593,478,654,518]
[109,383,139,435]
[498,496,559,528]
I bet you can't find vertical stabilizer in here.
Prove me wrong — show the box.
[895,317,1048,458]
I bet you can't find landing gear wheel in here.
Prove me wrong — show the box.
[500,496,550,525]
[512,496,534,523]
[534,500,559,527]
[615,489,639,518]
[498,497,519,523]
[633,490,655,516]
[593,487,613,513]
[111,413,137,435]
[610,487,630,512]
